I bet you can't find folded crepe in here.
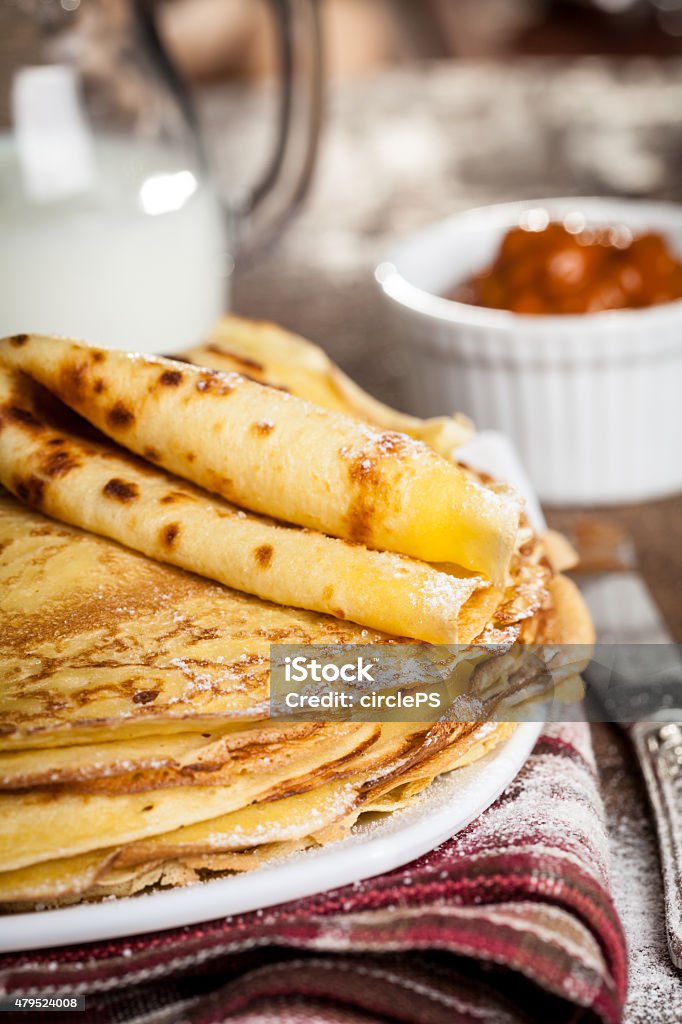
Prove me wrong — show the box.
[0,721,515,905]
[0,318,593,909]
[0,334,520,581]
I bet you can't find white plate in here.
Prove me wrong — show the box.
[3,722,541,953]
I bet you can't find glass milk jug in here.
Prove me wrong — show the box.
[0,0,322,352]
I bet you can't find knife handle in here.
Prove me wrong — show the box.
[631,721,682,969]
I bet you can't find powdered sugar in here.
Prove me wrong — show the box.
[596,726,682,1024]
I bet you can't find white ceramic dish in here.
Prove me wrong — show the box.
[376,197,682,505]
[1,722,541,953]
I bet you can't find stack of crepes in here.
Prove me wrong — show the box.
[0,317,593,908]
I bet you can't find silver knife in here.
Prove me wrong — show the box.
[579,570,682,969]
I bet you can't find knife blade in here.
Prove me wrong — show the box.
[578,570,682,970]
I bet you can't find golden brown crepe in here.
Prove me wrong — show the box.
[0,334,520,581]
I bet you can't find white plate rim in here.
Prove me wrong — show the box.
[1,721,542,954]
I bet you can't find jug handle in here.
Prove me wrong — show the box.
[241,0,324,257]
[138,0,323,259]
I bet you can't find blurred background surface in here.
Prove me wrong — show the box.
[155,1,682,392]
[160,0,682,82]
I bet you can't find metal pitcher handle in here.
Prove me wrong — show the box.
[241,0,323,257]
[138,0,323,258]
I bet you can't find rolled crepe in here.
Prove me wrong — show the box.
[184,314,473,456]
[0,366,486,643]
[0,335,520,582]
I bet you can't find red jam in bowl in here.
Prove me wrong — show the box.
[449,220,682,315]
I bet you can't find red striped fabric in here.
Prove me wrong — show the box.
[0,724,627,1024]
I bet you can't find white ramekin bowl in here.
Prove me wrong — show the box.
[376,197,682,505]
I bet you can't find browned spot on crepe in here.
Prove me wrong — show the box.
[342,433,411,544]
[9,334,28,347]
[3,405,44,432]
[161,522,181,548]
[254,544,273,568]
[59,361,89,403]
[107,402,135,428]
[159,370,183,387]
[14,474,44,507]
[159,490,196,505]
[103,478,139,502]
[132,690,159,705]
[195,371,236,396]
[40,447,81,478]
[251,420,275,437]
[343,454,382,545]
